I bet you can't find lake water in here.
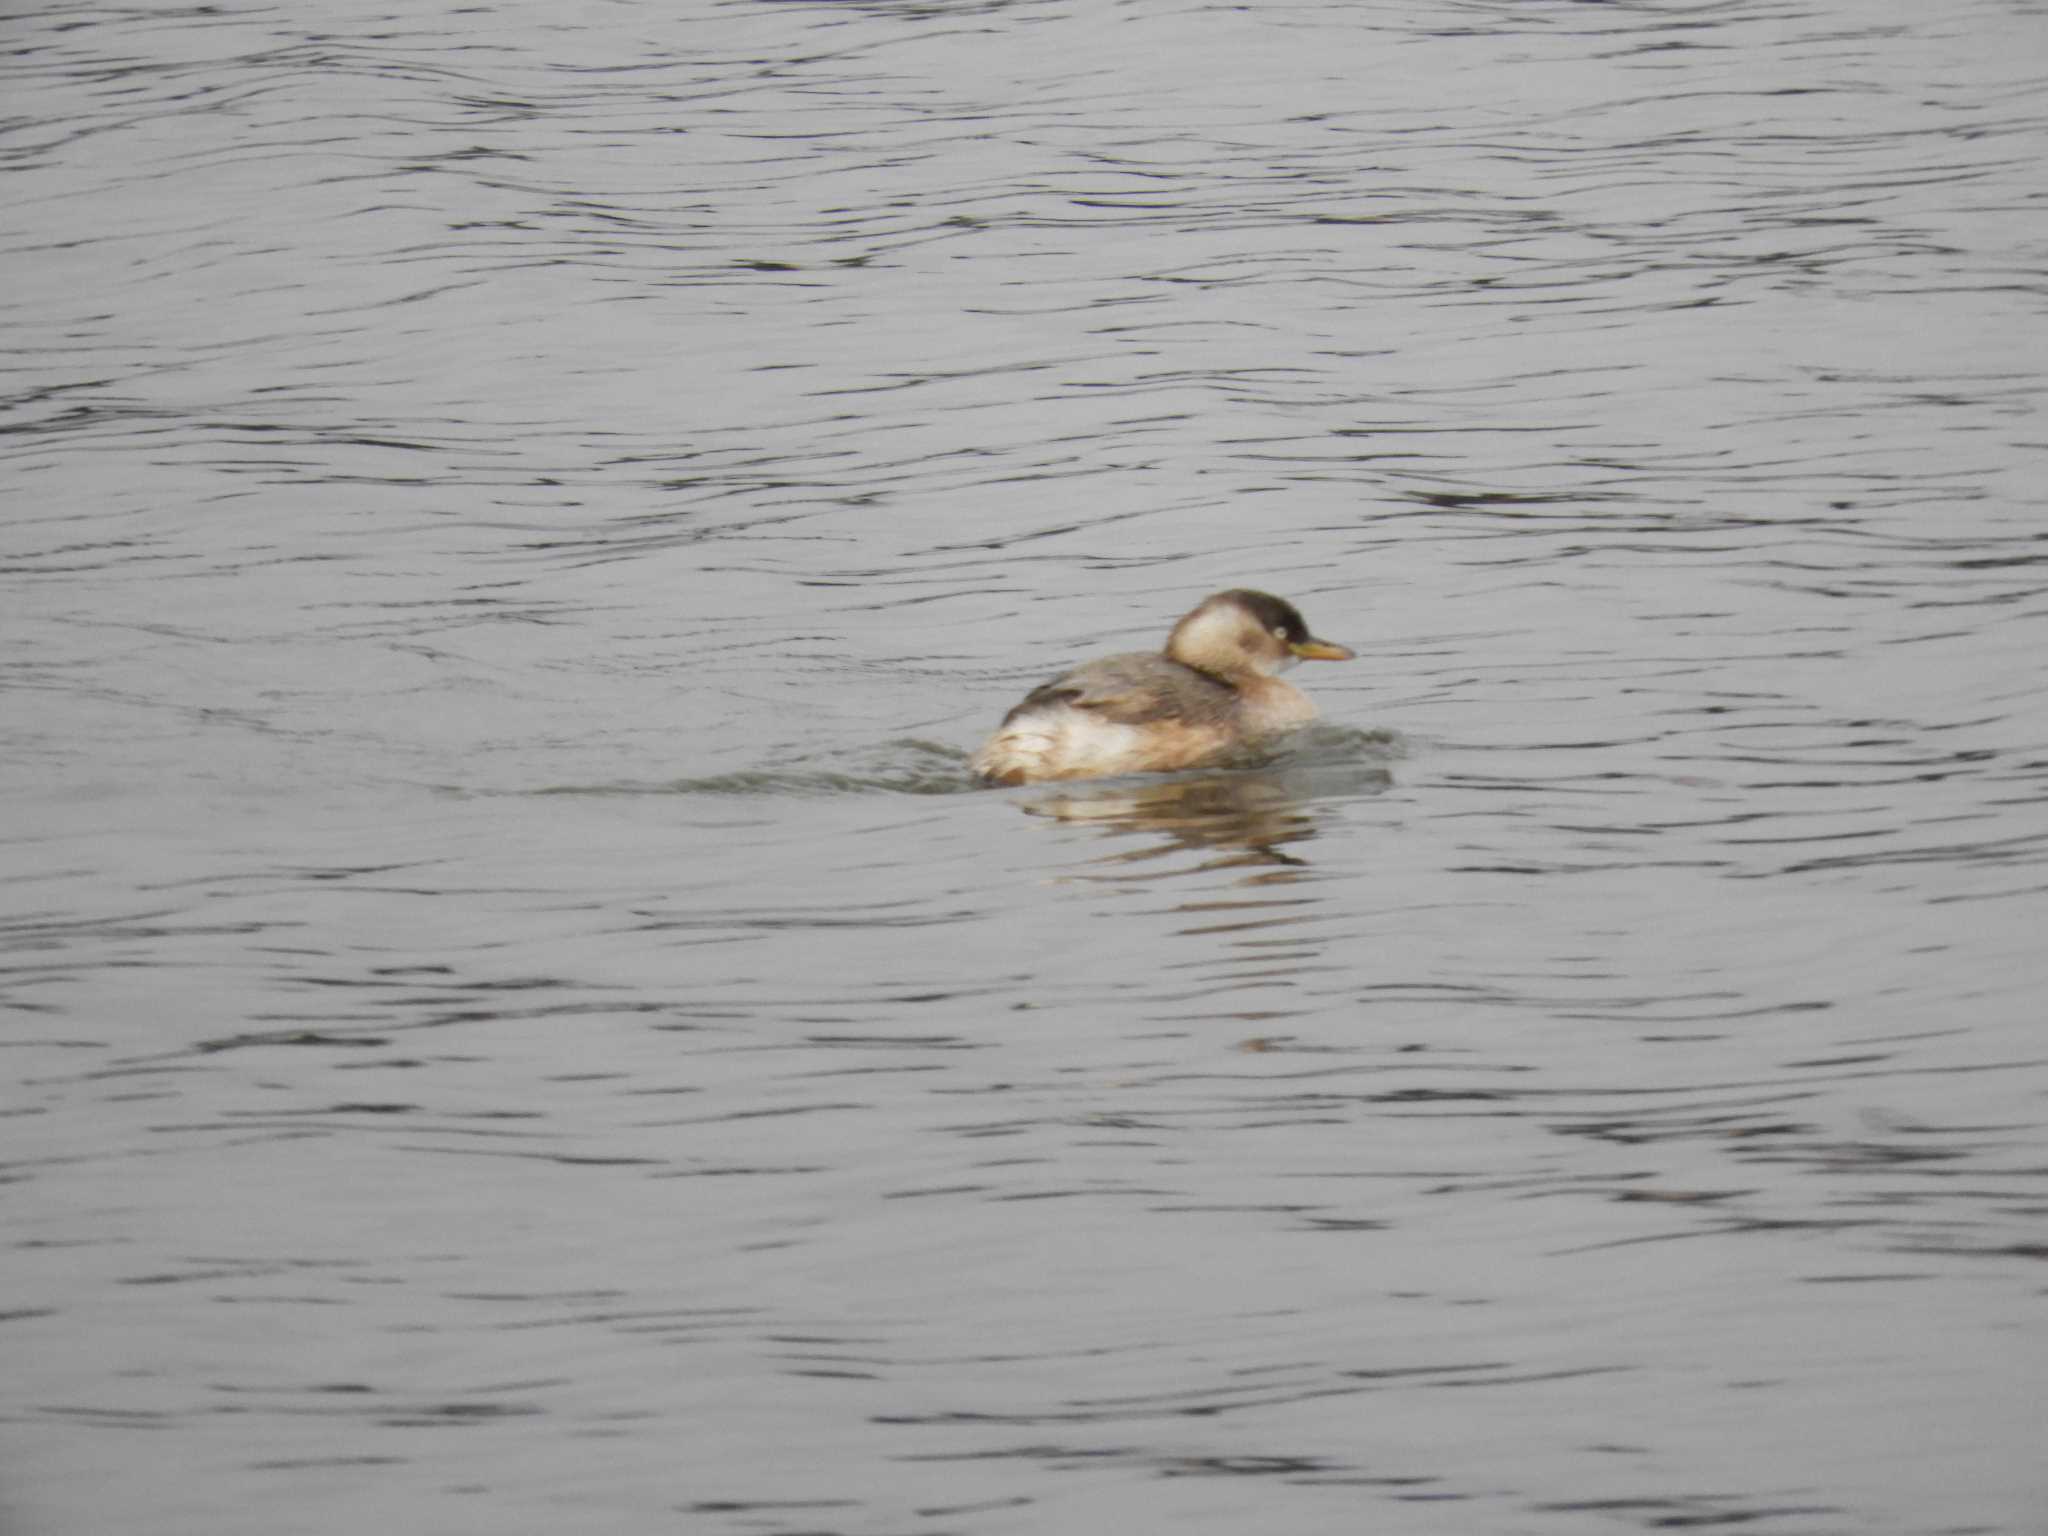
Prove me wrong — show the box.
[4,1,2046,1532]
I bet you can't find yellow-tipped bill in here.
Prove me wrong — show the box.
[1290,639,1355,662]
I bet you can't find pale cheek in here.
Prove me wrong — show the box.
[1243,626,1296,675]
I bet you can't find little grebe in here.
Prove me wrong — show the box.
[970,589,1353,785]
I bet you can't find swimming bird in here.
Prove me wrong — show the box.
[970,589,1354,785]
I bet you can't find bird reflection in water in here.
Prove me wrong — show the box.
[1012,758,1393,870]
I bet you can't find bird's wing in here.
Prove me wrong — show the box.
[1005,654,1228,727]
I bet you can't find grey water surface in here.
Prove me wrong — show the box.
[4,1,2047,1532]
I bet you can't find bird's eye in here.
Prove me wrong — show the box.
[1272,626,1288,640]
